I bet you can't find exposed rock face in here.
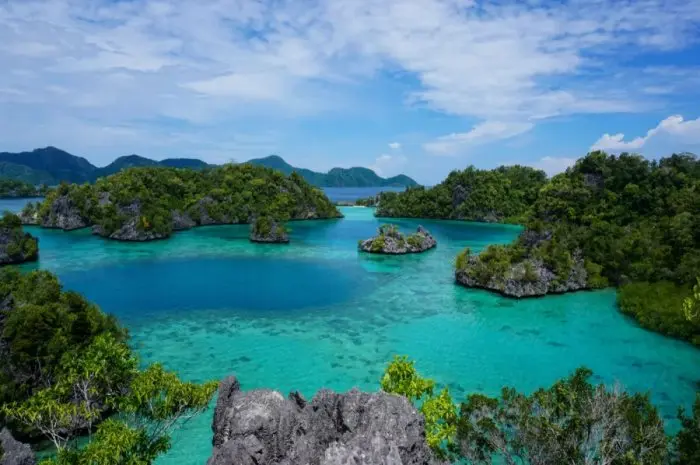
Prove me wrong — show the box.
[18,208,39,226]
[249,218,289,244]
[39,195,89,230]
[208,377,443,465]
[359,225,436,254]
[172,210,196,231]
[0,429,35,465]
[0,229,38,265]
[455,228,589,298]
[92,201,168,242]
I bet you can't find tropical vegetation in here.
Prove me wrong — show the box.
[0,178,48,198]
[0,269,217,464]
[0,212,38,264]
[382,356,699,464]
[35,163,339,239]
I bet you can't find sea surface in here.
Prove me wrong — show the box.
[322,186,405,202]
[13,206,700,464]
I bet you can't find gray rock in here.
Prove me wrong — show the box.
[359,225,436,254]
[249,219,289,244]
[455,233,589,298]
[92,201,168,242]
[0,428,35,465]
[208,376,443,465]
[40,195,89,230]
[172,210,196,231]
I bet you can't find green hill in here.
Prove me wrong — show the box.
[0,147,96,184]
[247,155,417,187]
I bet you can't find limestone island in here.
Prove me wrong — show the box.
[359,224,436,254]
[454,229,589,298]
[0,213,38,266]
[22,164,341,242]
[249,217,289,244]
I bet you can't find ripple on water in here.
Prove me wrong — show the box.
[19,207,700,465]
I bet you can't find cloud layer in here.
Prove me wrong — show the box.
[1,0,699,168]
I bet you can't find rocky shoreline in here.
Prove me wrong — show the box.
[208,376,444,465]
[23,194,342,242]
[0,428,35,465]
[249,217,289,244]
[359,224,436,254]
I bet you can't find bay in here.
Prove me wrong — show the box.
[15,206,700,465]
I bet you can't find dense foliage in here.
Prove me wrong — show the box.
[376,165,546,222]
[0,213,38,264]
[249,155,417,187]
[618,282,700,346]
[37,164,339,239]
[0,269,125,407]
[0,269,217,464]
[385,357,698,464]
[0,178,47,198]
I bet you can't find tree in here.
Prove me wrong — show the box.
[683,277,699,323]
[457,368,667,465]
[380,356,457,459]
[675,393,700,465]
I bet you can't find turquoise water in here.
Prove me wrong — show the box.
[18,207,700,464]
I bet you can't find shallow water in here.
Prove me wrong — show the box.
[20,207,700,464]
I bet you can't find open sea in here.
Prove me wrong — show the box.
[3,195,698,464]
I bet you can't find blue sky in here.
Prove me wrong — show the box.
[1,0,699,184]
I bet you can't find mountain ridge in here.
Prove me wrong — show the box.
[0,148,417,187]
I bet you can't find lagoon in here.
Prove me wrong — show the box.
[18,206,700,465]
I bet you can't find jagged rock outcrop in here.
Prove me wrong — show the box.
[92,201,168,242]
[359,225,436,254]
[208,376,443,465]
[0,429,35,465]
[172,210,196,231]
[249,218,289,244]
[39,194,89,230]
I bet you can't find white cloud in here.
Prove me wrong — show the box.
[533,156,577,176]
[591,115,700,151]
[388,142,401,150]
[0,0,699,162]
[424,121,534,156]
[370,153,407,177]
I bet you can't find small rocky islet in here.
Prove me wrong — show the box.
[0,213,38,266]
[248,217,289,244]
[358,224,436,254]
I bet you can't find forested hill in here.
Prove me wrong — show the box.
[0,148,417,188]
[246,155,418,187]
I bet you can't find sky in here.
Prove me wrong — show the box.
[1,0,700,184]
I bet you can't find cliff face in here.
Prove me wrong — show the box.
[39,194,89,230]
[208,377,444,465]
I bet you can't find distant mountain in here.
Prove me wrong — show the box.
[0,148,416,188]
[0,147,96,184]
[247,155,417,187]
[0,148,212,184]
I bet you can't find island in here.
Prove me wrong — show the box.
[0,178,47,199]
[0,213,38,265]
[373,151,700,346]
[359,224,436,254]
[249,217,289,244]
[27,164,341,242]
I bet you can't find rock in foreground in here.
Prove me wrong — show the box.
[249,217,289,244]
[0,428,35,465]
[208,376,444,465]
[359,224,436,254]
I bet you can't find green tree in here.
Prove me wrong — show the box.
[683,277,700,323]
[675,393,700,465]
[380,356,457,458]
